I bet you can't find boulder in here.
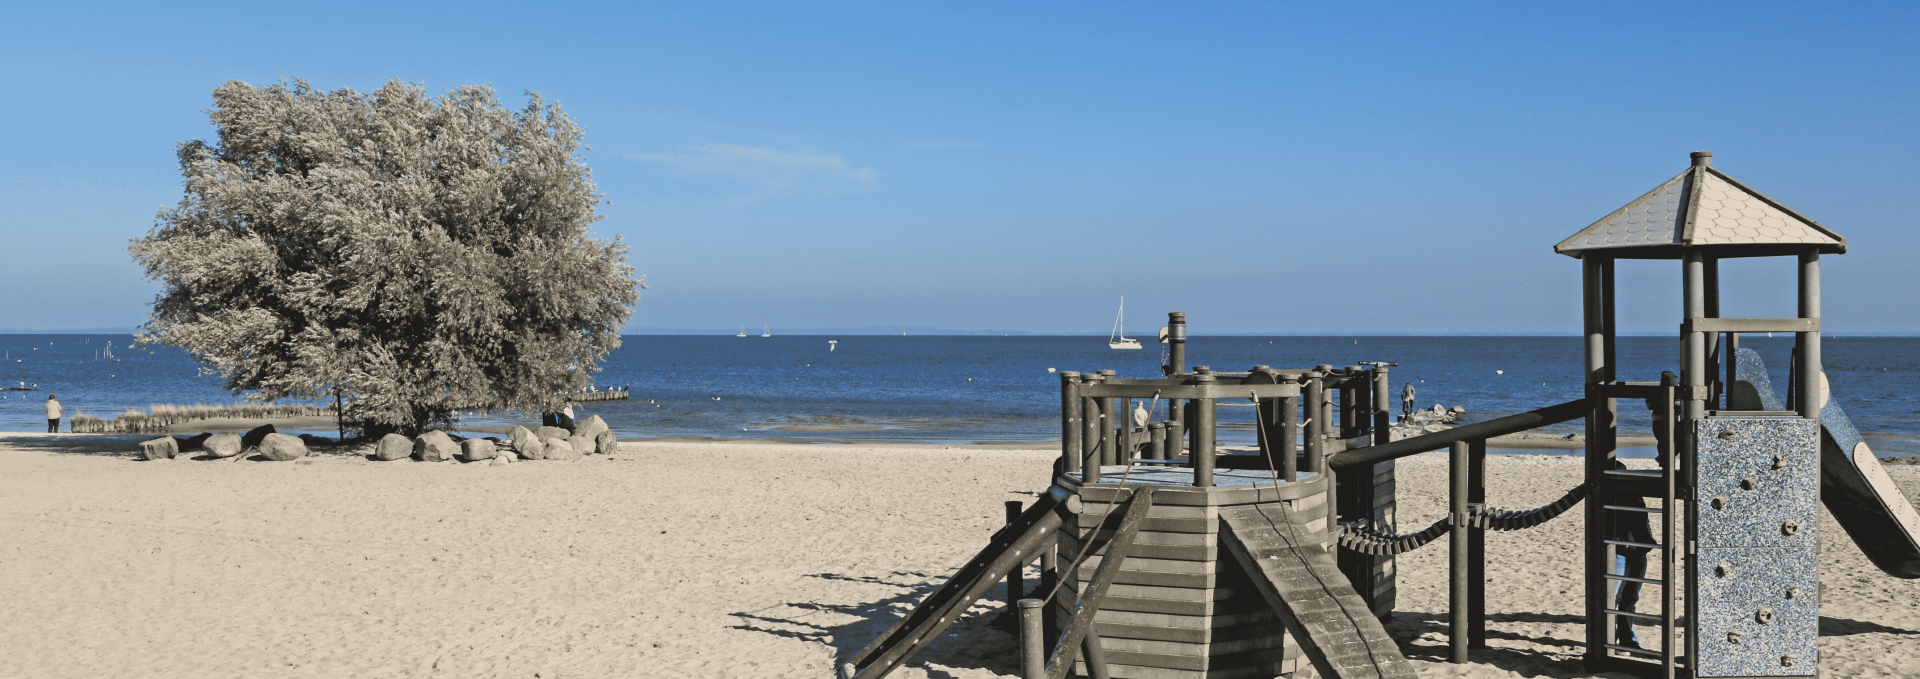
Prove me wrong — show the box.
[413,431,459,462]
[543,437,580,461]
[594,431,617,456]
[519,435,547,461]
[373,433,413,461]
[176,432,211,452]
[204,433,243,458]
[297,434,333,448]
[459,439,497,463]
[568,434,594,455]
[490,452,514,466]
[509,425,543,459]
[574,415,609,442]
[241,424,277,449]
[139,437,178,460]
[259,433,306,461]
[536,426,572,440]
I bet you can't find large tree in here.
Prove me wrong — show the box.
[131,79,641,434]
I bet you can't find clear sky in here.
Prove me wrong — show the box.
[2,2,1915,335]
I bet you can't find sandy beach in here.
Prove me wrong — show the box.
[2,435,1916,678]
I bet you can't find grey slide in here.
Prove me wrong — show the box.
[1730,348,1920,578]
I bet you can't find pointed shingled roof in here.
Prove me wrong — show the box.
[1555,152,1845,259]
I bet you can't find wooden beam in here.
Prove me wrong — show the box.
[1046,488,1155,679]
[1682,317,1817,334]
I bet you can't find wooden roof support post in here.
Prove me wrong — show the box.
[1684,249,1709,422]
[1582,254,1617,665]
[1798,253,1821,419]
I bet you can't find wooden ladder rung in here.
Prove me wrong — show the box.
[1604,539,1663,550]
[1605,608,1665,622]
[1603,504,1662,513]
[1604,643,1664,658]
[1604,574,1664,585]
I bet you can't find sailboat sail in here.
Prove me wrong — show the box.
[1109,297,1142,349]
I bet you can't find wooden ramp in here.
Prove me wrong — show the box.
[1218,504,1419,679]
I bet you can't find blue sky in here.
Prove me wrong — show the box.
[2,1,1915,335]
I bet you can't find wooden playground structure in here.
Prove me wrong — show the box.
[840,152,1920,679]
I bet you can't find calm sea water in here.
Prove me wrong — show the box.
[3,335,1915,455]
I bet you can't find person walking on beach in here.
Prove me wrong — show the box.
[1400,382,1416,419]
[45,394,62,433]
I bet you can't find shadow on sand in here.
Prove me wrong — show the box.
[727,570,1022,678]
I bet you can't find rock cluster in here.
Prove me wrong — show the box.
[133,422,617,464]
[1390,403,1468,441]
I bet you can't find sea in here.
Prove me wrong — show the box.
[2,334,1916,456]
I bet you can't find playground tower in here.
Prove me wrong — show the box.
[1558,150,1843,678]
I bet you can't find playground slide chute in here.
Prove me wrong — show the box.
[1730,348,1920,578]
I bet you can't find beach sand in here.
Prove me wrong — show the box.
[2,435,1916,678]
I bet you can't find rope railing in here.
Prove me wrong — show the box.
[1336,482,1592,556]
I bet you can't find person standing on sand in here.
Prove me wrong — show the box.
[1401,382,1415,419]
[45,394,62,433]
[1607,383,1679,650]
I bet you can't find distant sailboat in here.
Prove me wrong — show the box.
[1109,297,1142,350]
[737,324,748,338]
[761,324,771,338]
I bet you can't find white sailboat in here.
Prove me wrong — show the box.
[761,324,771,338]
[1109,297,1142,350]
[736,324,748,338]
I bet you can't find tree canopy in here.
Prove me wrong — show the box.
[131,79,640,434]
